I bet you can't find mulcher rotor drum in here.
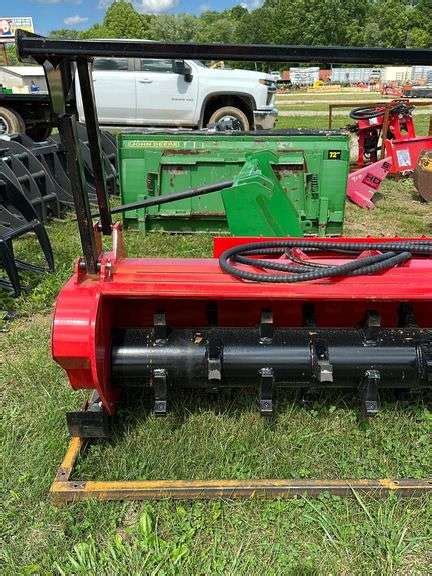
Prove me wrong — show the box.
[112,327,432,389]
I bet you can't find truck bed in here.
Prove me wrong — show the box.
[0,92,50,103]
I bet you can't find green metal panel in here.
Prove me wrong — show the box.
[118,130,350,236]
[222,150,304,236]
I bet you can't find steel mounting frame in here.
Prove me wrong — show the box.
[51,434,432,504]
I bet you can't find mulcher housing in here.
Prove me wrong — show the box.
[16,32,432,431]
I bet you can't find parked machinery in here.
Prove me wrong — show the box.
[349,100,415,167]
[346,99,432,208]
[0,170,54,296]
[118,130,350,236]
[16,32,432,501]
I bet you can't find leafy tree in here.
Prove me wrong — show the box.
[236,2,280,44]
[6,45,18,65]
[407,26,431,47]
[103,0,147,38]
[409,0,432,46]
[45,0,432,54]
[146,14,199,42]
[367,0,411,47]
[49,29,81,40]
[80,24,117,39]
[193,9,242,44]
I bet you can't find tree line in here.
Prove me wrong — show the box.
[6,1,431,66]
[51,0,431,48]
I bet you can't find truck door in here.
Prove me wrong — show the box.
[135,59,198,125]
[90,57,137,124]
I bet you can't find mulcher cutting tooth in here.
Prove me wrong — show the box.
[361,370,381,418]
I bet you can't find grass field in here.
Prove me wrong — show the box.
[276,90,382,100]
[1,96,432,575]
[277,103,432,113]
[275,113,432,137]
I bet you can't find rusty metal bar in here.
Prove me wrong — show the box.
[52,436,84,483]
[50,437,432,504]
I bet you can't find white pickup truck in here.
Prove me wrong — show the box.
[0,57,278,140]
[83,56,278,131]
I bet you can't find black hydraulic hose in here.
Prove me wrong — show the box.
[350,106,386,120]
[219,239,432,283]
[349,102,413,121]
[91,179,234,218]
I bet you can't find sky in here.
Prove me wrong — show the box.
[1,0,260,36]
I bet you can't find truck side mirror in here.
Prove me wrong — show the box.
[173,59,193,82]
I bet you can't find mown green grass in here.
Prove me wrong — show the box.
[277,103,432,114]
[1,305,431,575]
[1,109,432,574]
[276,113,432,136]
[278,103,367,112]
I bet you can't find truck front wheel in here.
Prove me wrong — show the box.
[0,107,25,136]
[27,124,53,142]
[207,106,250,131]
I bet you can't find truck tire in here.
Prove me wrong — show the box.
[0,106,26,136]
[207,106,250,131]
[27,124,53,142]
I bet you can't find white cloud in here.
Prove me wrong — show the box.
[64,15,89,25]
[134,0,179,14]
[98,0,113,8]
[240,0,263,10]
[199,3,211,12]
[36,0,82,4]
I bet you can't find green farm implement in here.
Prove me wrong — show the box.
[118,130,350,236]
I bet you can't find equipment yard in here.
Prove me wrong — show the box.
[1,86,431,574]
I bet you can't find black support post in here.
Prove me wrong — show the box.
[58,113,99,274]
[43,59,99,273]
[76,58,112,235]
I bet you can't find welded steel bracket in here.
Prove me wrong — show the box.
[66,394,111,438]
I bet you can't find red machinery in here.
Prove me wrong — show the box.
[347,100,432,208]
[380,84,404,98]
[17,33,432,437]
[53,226,432,431]
[385,135,432,173]
[350,100,416,167]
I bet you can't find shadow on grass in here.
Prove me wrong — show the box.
[113,386,431,429]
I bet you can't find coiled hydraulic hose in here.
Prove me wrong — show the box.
[219,239,432,283]
[349,102,413,121]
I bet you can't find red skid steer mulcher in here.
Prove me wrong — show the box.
[16,32,432,501]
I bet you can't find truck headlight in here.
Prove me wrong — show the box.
[259,79,277,90]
